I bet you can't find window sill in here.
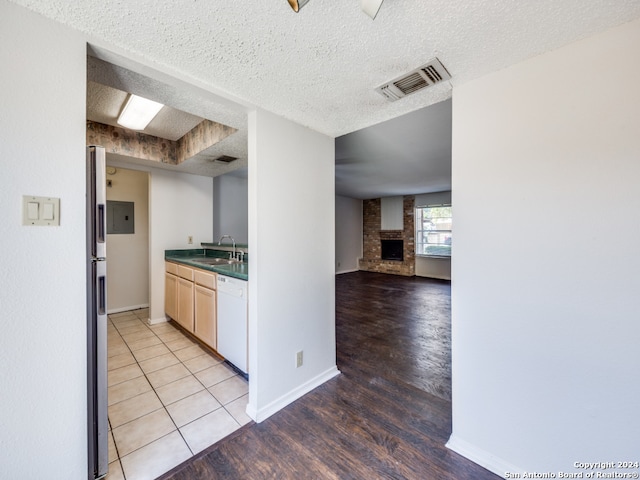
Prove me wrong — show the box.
[416,255,451,260]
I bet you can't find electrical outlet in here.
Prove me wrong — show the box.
[187,236,193,244]
[296,350,303,368]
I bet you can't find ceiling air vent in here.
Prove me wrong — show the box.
[375,58,451,102]
[213,155,238,164]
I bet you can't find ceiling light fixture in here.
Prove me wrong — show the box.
[361,0,384,19]
[117,94,164,130]
[287,0,384,19]
[287,0,311,12]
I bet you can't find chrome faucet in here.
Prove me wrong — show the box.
[218,235,236,259]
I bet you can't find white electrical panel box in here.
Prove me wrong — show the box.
[22,195,60,226]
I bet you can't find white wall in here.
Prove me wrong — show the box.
[107,159,214,324]
[0,2,87,478]
[247,109,339,422]
[106,167,150,313]
[415,191,451,280]
[149,169,213,323]
[380,196,403,230]
[449,18,640,477]
[335,195,362,273]
[213,172,248,244]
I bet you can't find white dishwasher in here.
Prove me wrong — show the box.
[216,275,248,376]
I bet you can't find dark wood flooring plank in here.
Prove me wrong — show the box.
[288,374,476,480]
[273,397,413,480]
[159,272,499,480]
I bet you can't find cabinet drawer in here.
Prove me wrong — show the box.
[194,269,216,290]
[177,264,194,281]
[165,261,178,275]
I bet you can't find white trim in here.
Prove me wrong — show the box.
[446,435,520,479]
[415,274,451,281]
[106,303,149,314]
[148,316,169,325]
[247,366,341,423]
[336,268,360,275]
[245,402,257,421]
[415,202,452,208]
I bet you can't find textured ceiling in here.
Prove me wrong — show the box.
[10,0,640,196]
[11,0,640,137]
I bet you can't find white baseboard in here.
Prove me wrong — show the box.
[336,268,360,275]
[248,366,341,423]
[107,303,149,315]
[148,316,168,325]
[415,273,451,280]
[446,435,519,479]
[245,402,257,421]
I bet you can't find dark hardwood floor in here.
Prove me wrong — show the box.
[335,271,452,401]
[159,271,499,480]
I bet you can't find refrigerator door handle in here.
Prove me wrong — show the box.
[98,274,106,316]
[92,145,107,260]
[97,204,106,245]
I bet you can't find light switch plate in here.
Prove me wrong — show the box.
[22,195,60,226]
[27,202,39,220]
[42,202,54,220]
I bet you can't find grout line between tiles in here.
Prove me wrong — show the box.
[109,313,175,462]
[107,308,247,468]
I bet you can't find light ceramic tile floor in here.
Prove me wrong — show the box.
[106,308,250,480]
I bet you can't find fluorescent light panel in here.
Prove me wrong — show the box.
[361,0,384,19]
[117,94,164,130]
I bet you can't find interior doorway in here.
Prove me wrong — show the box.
[105,167,150,315]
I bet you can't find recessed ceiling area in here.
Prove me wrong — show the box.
[87,82,204,142]
[86,54,250,178]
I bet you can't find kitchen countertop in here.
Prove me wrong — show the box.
[165,249,248,281]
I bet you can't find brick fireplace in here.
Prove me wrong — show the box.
[359,196,415,276]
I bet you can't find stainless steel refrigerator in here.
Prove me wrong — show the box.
[87,145,108,479]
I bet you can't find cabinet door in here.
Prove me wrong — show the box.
[194,285,216,349]
[177,277,194,332]
[165,272,178,321]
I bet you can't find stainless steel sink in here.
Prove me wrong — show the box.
[192,257,240,266]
